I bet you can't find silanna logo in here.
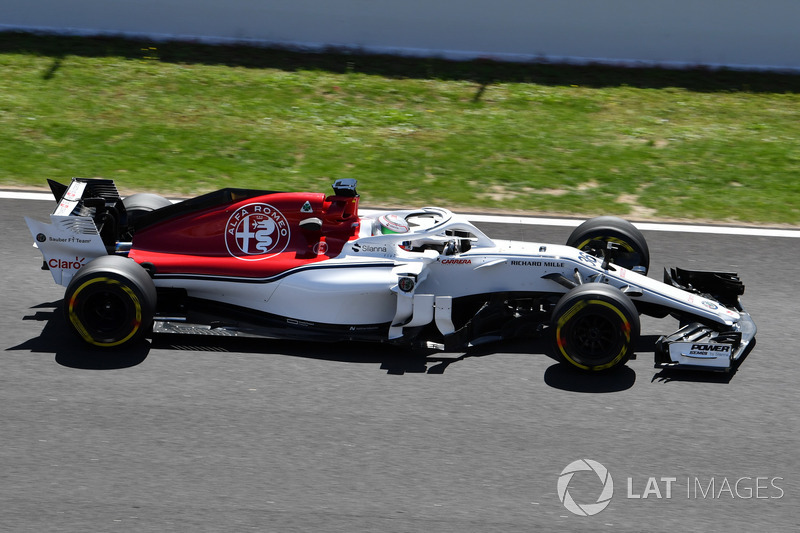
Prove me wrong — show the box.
[225,203,290,261]
[352,242,389,254]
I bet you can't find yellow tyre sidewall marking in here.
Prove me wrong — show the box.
[68,277,142,347]
[556,299,631,371]
[577,236,635,253]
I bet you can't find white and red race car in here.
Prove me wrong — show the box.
[25,178,756,372]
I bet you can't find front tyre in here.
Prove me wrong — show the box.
[552,283,639,372]
[64,256,157,348]
[566,216,650,274]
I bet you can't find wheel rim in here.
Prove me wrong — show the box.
[567,313,622,362]
[576,236,644,271]
[556,299,632,370]
[82,290,133,337]
[68,277,142,347]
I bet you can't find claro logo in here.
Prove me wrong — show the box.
[48,256,86,270]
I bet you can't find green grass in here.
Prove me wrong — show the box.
[2,32,800,225]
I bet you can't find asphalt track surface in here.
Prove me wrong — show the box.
[3,196,799,532]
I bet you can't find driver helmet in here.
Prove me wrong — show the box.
[378,213,410,234]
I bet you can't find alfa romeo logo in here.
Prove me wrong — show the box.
[557,459,614,516]
[225,203,290,260]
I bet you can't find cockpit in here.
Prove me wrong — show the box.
[358,207,494,256]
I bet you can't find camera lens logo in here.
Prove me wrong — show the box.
[557,459,614,516]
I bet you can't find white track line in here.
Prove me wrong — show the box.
[463,213,800,239]
[3,191,56,201]
[8,191,800,238]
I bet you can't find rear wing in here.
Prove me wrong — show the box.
[24,178,122,287]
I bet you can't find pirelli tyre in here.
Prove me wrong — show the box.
[123,193,172,226]
[63,255,157,348]
[552,283,640,372]
[566,216,650,275]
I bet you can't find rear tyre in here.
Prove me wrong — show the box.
[566,216,650,274]
[123,193,172,226]
[552,283,639,372]
[64,256,156,348]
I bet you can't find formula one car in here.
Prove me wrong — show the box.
[25,178,756,372]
